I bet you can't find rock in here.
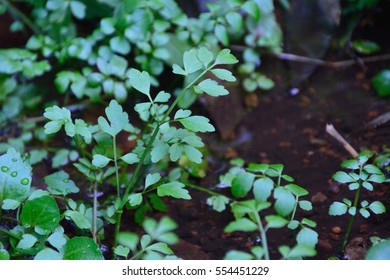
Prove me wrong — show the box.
[317,239,332,251]
[331,226,342,234]
[344,237,368,260]
[311,192,327,204]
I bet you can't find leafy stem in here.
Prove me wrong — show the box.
[0,226,22,241]
[254,211,270,260]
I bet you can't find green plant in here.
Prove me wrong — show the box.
[0,47,238,259]
[328,150,387,252]
[208,159,318,260]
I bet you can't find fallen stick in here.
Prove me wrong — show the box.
[326,124,358,158]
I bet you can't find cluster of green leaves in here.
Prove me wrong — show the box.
[208,159,318,260]
[328,151,387,251]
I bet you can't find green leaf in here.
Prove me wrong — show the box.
[44,171,79,196]
[145,173,161,189]
[274,187,295,216]
[196,79,229,96]
[332,171,355,183]
[359,208,370,218]
[20,195,60,233]
[253,177,274,202]
[64,237,104,260]
[64,210,91,229]
[128,193,143,207]
[118,232,139,251]
[225,218,258,233]
[224,250,254,260]
[329,201,348,216]
[183,145,203,164]
[47,232,67,250]
[196,47,213,68]
[179,116,215,132]
[368,174,386,183]
[110,36,131,55]
[0,148,32,204]
[172,64,186,75]
[183,49,202,74]
[341,159,360,170]
[299,200,313,211]
[114,245,130,258]
[296,227,318,247]
[288,244,317,259]
[265,215,288,228]
[17,234,38,250]
[151,141,169,162]
[100,18,116,35]
[157,181,191,199]
[146,243,173,255]
[92,154,111,168]
[120,153,139,164]
[364,164,383,174]
[232,172,255,198]
[35,248,62,260]
[70,1,86,19]
[210,69,236,82]
[352,40,380,54]
[285,184,309,197]
[98,99,129,137]
[368,201,386,214]
[154,91,171,103]
[128,68,151,97]
[174,109,192,119]
[366,240,390,260]
[372,69,390,97]
[362,181,374,191]
[215,49,238,65]
[206,195,230,212]
[215,24,229,46]
[242,1,260,20]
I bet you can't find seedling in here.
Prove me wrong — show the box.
[328,151,387,252]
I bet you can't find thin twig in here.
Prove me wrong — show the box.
[1,0,41,34]
[326,124,358,158]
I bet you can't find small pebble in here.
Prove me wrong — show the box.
[311,192,327,204]
[331,226,342,234]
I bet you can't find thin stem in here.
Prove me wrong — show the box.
[92,180,98,242]
[0,227,22,240]
[341,179,362,251]
[254,212,270,260]
[181,180,233,201]
[113,135,120,198]
[290,197,299,222]
[1,0,41,34]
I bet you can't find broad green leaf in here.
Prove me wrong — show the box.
[298,200,313,211]
[179,116,215,132]
[70,1,86,19]
[363,164,383,174]
[121,153,139,164]
[196,47,213,68]
[118,232,139,251]
[128,68,151,97]
[288,244,317,259]
[114,245,130,258]
[274,187,295,216]
[17,234,38,250]
[34,248,62,260]
[214,49,238,65]
[369,201,386,214]
[242,1,260,20]
[100,18,116,35]
[225,218,258,233]
[183,145,203,164]
[265,215,288,228]
[352,40,380,54]
[196,79,229,96]
[329,201,348,216]
[372,69,390,97]
[20,195,60,233]
[64,237,104,260]
[44,171,79,196]
[296,227,318,247]
[362,181,374,191]
[341,159,360,170]
[253,177,274,202]
[0,148,32,204]
[332,171,355,183]
[172,64,186,75]
[169,143,183,162]
[183,49,202,74]
[157,181,190,199]
[154,91,171,103]
[128,193,143,207]
[224,250,254,260]
[359,208,370,218]
[47,232,67,250]
[151,141,169,162]
[215,24,229,46]
[288,220,300,230]
[210,69,236,82]
[98,99,129,137]
[232,172,255,198]
[146,242,173,255]
[368,174,386,183]
[285,184,308,197]
[366,240,390,260]
[174,109,192,119]
[110,36,131,55]
[64,210,91,229]
[145,173,161,189]
[92,154,111,168]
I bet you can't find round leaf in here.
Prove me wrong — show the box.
[64,237,104,260]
